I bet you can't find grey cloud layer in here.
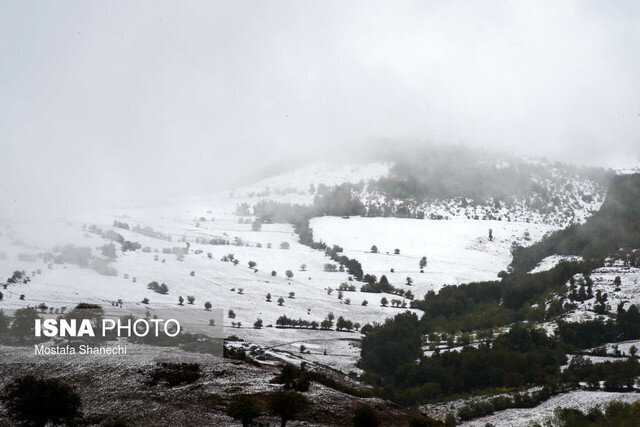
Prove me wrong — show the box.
[1,1,639,216]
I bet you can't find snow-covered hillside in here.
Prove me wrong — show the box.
[233,157,609,227]
[0,157,615,376]
[233,161,391,205]
[464,390,640,426]
[530,255,584,274]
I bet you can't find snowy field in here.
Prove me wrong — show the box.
[550,265,640,325]
[463,390,640,426]
[0,198,417,372]
[0,162,612,375]
[0,194,558,372]
[530,255,584,274]
[311,216,556,293]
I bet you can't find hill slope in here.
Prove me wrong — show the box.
[511,173,640,272]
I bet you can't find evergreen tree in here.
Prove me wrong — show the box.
[419,256,427,269]
[268,390,309,427]
[227,395,260,427]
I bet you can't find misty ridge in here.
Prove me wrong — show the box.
[244,143,613,230]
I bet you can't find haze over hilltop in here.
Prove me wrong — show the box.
[2,1,640,217]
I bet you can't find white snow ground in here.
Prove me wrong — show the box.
[463,390,640,426]
[0,159,617,375]
[0,193,555,373]
[311,216,556,291]
[530,255,584,274]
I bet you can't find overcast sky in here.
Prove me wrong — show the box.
[1,1,639,216]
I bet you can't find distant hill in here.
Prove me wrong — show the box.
[235,144,613,227]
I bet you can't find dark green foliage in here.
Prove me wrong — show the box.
[276,315,320,330]
[336,316,355,331]
[6,270,27,284]
[0,310,10,335]
[113,220,130,230]
[271,364,371,398]
[361,299,640,405]
[63,303,107,342]
[360,312,421,376]
[413,260,596,332]
[555,400,640,426]
[268,390,309,427]
[405,326,561,395]
[121,241,142,252]
[456,387,555,422]
[227,395,261,427]
[511,174,640,272]
[361,315,567,405]
[9,307,40,339]
[147,281,169,294]
[557,304,640,350]
[271,364,310,392]
[352,405,379,427]
[360,274,400,293]
[1,375,81,426]
[408,415,445,426]
[563,356,640,391]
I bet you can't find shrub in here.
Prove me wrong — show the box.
[271,364,310,392]
[147,281,169,295]
[408,415,442,426]
[122,241,142,252]
[268,390,309,426]
[324,263,338,272]
[10,308,39,339]
[1,375,81,426]
[419,256,427,268]
[353,405,379,427]
[148,363,201,387]
[100,243,117,259]
[227,395,261,427]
